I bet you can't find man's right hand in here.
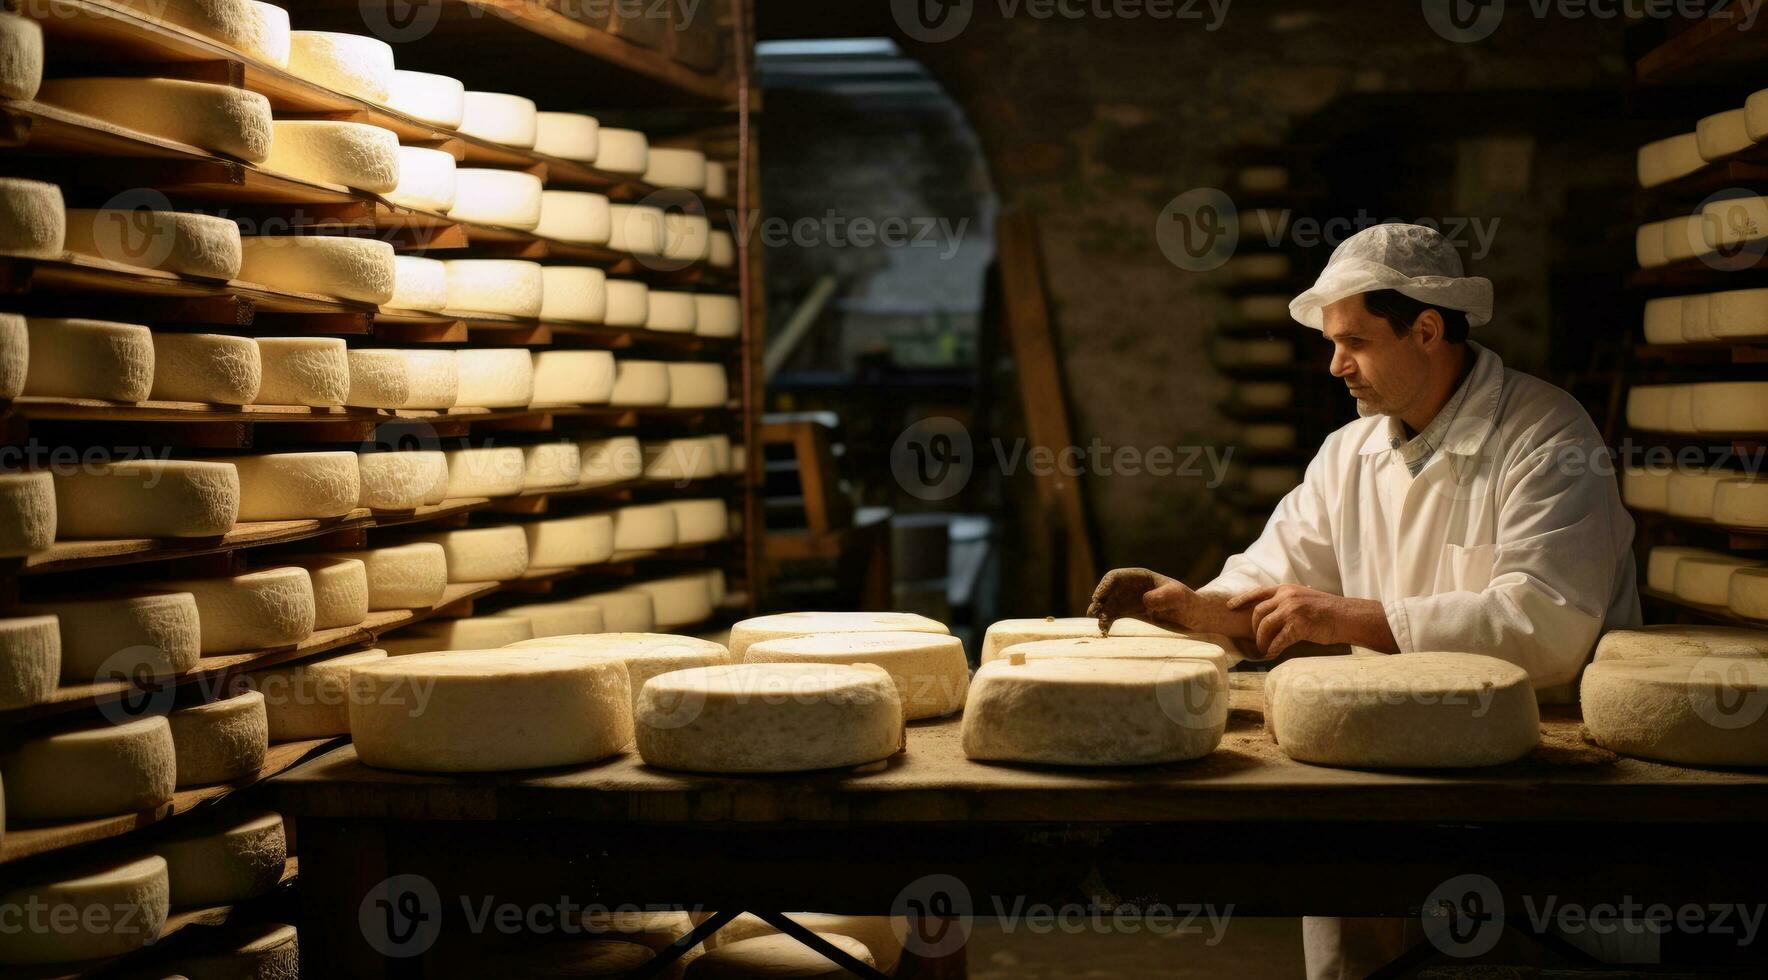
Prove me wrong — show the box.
[1088,567,1193,633]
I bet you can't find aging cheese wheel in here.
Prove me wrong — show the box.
[454,348,536,408]
[687,933,873,979]
[0,471,54,557]
[507,632,728,706]
[1691,381,1768,433]
[669,499,728,545]
[168,691,268,786]
[167,922,298,978]
[263,120,399,194]
[63,207,242,280]
[37,77,272,162]
[613,503,677,551]
[1236,381,1292,409]
[1710,287,1768,339]
[532,350,616,405]
[708,230,736,269]
[522,442,581,489]
[459,90,538,147]
[1266,653,1541,768]
[444,446,525,498]
[287,30,394,102]
[1641,296,1684,344]
[1662,214,1710,262]
[1621,465,1671,512]
[158,810,285,907]
[646,290,698,332]
[644,147,708,190]
[1683,293,1715,342]
[238,235,396,305]
[637,663,902,772]
[609,359,670,406]
[243,1,290,66]
[730,611,949,661]
[445,259,544,317]
[1595,625,1768,662]
[150,331,262,404]
[1664,467,1731,518]
[534,111,600,161]
[0,14,43,102]
[381,616,532,656]
[1637,131,1704,187]
[694,294,741,338]
[316,542,446,610]
[1002,635,1234,688]
[1699,107,1755,161]
[0,313,24,400]
[1625,384,1679,431]
[387,69,465,128]
[523,513,614,568]
[623,574,712,628]
[53,459,239,538]
[539,266,609,323]
[1,715,176,819]
[165,566,315,654]
[254,336,348,406]
[1636,218,1673,268]
[1714,477,1768,528]
[284,556,369,630]
[357,450,445,511]
[569,590,655,633]
[24,317,154,402]
[414,524,529,582]
[746,631,968,720]
[351,649,633,771]
[704,160,729,198]
[664,212,711,262]
[386,145,457,213]
[1647,545,1719,594]
[579,436,644,487]
[704,915,903,973]
[643,437,724,481]
[24,592,200,682]
[0,855,168,965]
[962,658,1223,766]
[0,615,58,710]
[604,279,650,327]
[219,451,360,521]
[1731,567,1768,619]
[537,190,612,244]
[249,647,387,739]
[594,127,648,174]
[1582,657,1768,766]
[450,169,544,230]
[664,363,727,410]
[491,599,604,638]
[1673,554,1762,606]
[389,255,449,313]
[609,204,668,257]
[345,348,458,409]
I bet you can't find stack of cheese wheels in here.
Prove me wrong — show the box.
[613,502,677,553]
[238,235,397,305]
[610,359,670,405]
[387,145,457,213]
[644,436,729,481]
[521,512,614,569]
[522,442,581,489]
[1732,567,1768,619]
[1711,287,1768,339]
[445,446,525,498]
[243,2,291,67]
[668,498,728,545]
[249,648,388,739]
[694,294,741,338]
[1692,381,1768,433]
[288,30,393,101]
[445,259,544,317]
[532,349,616,405]
[744,631,968,720]
[962,657,1225,766]
[357,450,449,511]
[1664,467,1732,518]
[647,290,698,332]
[451,169,543,229]
[221,451,361,521]
[281,556,370,630]
[1000,635,1233,687]
[595,127,648,174]
[688,933,875,978]
[570,589,655,632]
[24,317,153,401]
[454,348,536,408]
[0,614,59,709]
[1675,553,1764,606]
[0,470,55,557]
[149,331,263,404]
[388,69,465,127]
[664,212,711,263]
[345,348,458,409]
[389,255,449,312]
[0,14,44,103]
[580,436,644,487]
[0,856,169,966]
[490,598,604,637]
[415,524,529,582]
[1626,384,1690,432]
[1,715,176,818]
[37,77,272,161]
[623,573,714,628]
[1638,131,1704,188]
[262,120,400,193]
[254,336,350,406]
[1595,625,1768,662]
[1583,656,1768,765]
[167,922,299,978]
[666,362,729,408]
[63,208,243,279]
[313,542,447,610]
[1266,653,1541,767]
[703,914,905,974]
[605,279,651,327]
[165,567,315,654]
[157,810,287,907]
[636,663,903,773]
[729,611,950,660]
[534,111,600,160]
[53,458,240,539]
[1714,477,1768,528]
[25,592,201,681]
[1647,545,1722,594]
[167,690,268,786]
[506,632,730,707]
[539,266,609,323]
[380,614,533,656]
[1621,465,1672,512]
[350,649,633,771]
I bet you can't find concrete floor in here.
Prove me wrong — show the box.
[963,916,1306,979]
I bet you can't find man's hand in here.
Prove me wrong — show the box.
[1226,585,1398,658]
[1088,567,1186,633]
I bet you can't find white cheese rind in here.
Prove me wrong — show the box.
[238,235,396,305]
[522,442,581,489]
[609,359,670,406]
[536,190,612,244]
[62,208,242,280]
[449,168,544,230]
[613,503,677,551]
[36,77,272,162]
[643,147,708,189]
[253,336,349,407]
[385,145,457,213]
[532,350,616,405]
[458,91,538,148]
[443,446,524,498]
[1664,467,1732,518]
[665,362,728,408]
[669,498,728,544]
[567,591,655,633]
[609,204,668,256]
[623,574,712,628]
[0,716,176,819]
[388,255,449,313]
[692,934,874,977]
[444,259,544,317]
[262,120,400,194]
[165,566,315,654]
[1691,381,1768,433]
[534,111,600,161]
[0,615,59,709]
[380,616,532,656]
[1637,131,1703,187]
[53,459,239,539]
[158,810,286,907]
[243,2,290,66]
[0,313,24,399]
[578,436,644,487]
[453,348,536,408]
[729,612,950,661]
[284,556,369,630]
[1642,296,1683,344]
[317,543,446,610]
[1594,625,1768,662]
[709,229,736,268]
[746,630,968,720]
[150,332,262,404]
[704,160,729,199]
[604,279,651,328]
[219,451,360,520]
[491,600,604,638]
[165,922,298,978]
[0,471,55,557]
[0,14,44,102]
[506,632,727,706]
[1698,108,1754,161]
[287,30,394,103]
[387,70,465,128]
[24,317,154,402]
[23,592,200,682]
[1710,287,1768,339]
[1582,657,1768,766]
[1636,219,1672,268]
[703,915,903,973]
[1622,466,1671,512]
[644,437,723,482]
[1673,554,1761,606]
[694,294,741,337]
[1714,477,1768,529]
[1648,545,1719,594]
[594,127,648,174]
[1732,567,1768,619]
[539,266,609,323]
[413,524,529,582]
[664,212,710,263]
[357,450,445,511]
[344,348,458,409]
[646,290,698,332]
[167,691,268,786]
[0,855,169,965]
[248,648,387,739]
[963,657,1225,766]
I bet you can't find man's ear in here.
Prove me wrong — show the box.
[1411,308,1445,350]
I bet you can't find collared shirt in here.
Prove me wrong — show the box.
[1389,357,1477,477]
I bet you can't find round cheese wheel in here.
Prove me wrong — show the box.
[1625,384,1680,431]
[0,471,54,557]
[609,359,670,406]
[1710,287,1768,339]
[1242,423,1296,451]
[24,592,200,682]
[1621,465,1671,512]
[0,313,24,399]
[386,145,457,213]
[704,160,729,199]
[963,657,1223,766]
[1674,554,1762,605]
[0,14,44,102]
[449,169,544,230]
[568,590,655,633]
[54,459,239,538]
[1683,293,1715,341]
[1641,296,1683,344]
[664,212,711,262]
[351,649,632,771]
[167,922,298,978]
[284,556,369,630]
[579,436,644,487]
[242,1,289,66]
[1691,381,1768,433]
[609,204,668,257]
[249,648,387,739]
[646,290,698,332]
[238,235,396,305]
[1698,107,1754,161]
[1,715,176,819]
[287,30,393,102]
[1582,657,1768,765]
[507,632,727,705]
[1664,467,1731,518]
[459,90,538,148]
[1236,381,1292,409]
[1714,477,1768,529]
[523,513,613,568]
[669,499,728,545]
[604,279,650,328]
[317,542,447,610]
[665,362,728,409]
[539,266,609,323]
[443,446,525,498]
[532,350,616,405]
[381,615,532,656]
[1731,567,1768,619]
[1595,625,1768,662]
[708,230,736,268]
[1638,132,1703,187]
[746,631,967,720]
[150,331,262,404]
[522,442,581,489]
[159,810,285,908]
[704,915,902,973]
[38,77,272,162]
[254,336,349,406]
[613,503,677,551]
[977,616,1191,661]
[219,451,360,520]
[624,574,712,628]
[688,933,873,978]
[415,524,529,582]
[0,855,168,965]
[644,147,708,190]
[63,207,242,279]
[454,348,536,409]
[1266,653,1541,767]
[730,612,949,661]
[168,691,268,786]
[0,615,59,710]
[534,111,600,161]
[24,317,153,401]
[594,127,648,174]
[536,190,612,244]
[1648,545,1718,594]
[387,69,464,128]
[1002,636,1233,690]
[358,450,444,511]
[263,120,399,194]
[1662,213,1710,262]
[637,663,901,773]
[491,600,604,638]
[345,348,459,409]
[165,566,315,654]
[388,255,449,313]
[1636,218,1672,268]
[694,294,741,338]
[643,437,722,481]
[445,259,544,317]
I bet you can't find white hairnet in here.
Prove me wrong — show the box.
[1288,223,1493,330]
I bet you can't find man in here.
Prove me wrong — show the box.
[1089,223,1642,978]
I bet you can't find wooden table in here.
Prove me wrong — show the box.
[272,677,1768,976]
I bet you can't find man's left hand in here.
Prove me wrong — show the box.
[1226,585,1398,658]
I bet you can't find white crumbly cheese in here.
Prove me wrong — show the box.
[454,348,535,408]
[522,442,580,489]
[491,600,604,637]
[285,556,369,630]
[1266,653,1541,767]
[165,922,298,978]
[609,359,670,406]
[158,810,285,908]
[0,471,53,557]
[0,716,176,819]
[604,279,650,327]
[24,317,153,401]
[0,855,168,965]
[358,450,445,510]
[0,615,59,710]
[709,230,736,268]
[579,436,644,486]
[1698,108,1754,160]
[414,524,529,582]
[1714,478,1768,529]
[666,363,727,409]
[1647,545,1719,594]
[449,169,544,230]
[1673,554,1762,606]
[388,255,449,312]
[24,592,200,682]
[458,91,538,148]
[669,498,727,544]
[506,632,726,705]
[344,348,458,409]
[1621,466,1671,512]
[249,648,387,739]
[242,1,289,66]
[385,145,456,213]
[238,235,396,305]
[539,266,609,323]
[1637,132,1703,187]
[1683,293,1715,341]
[532,350,615,405]
[1663,213,1710,262]
[624,574,713,628]
[316,542,446,610]
[664,213,711,262]
[612,503,677,552]
[568,591,655,632]
[1595,625,1768,662]
[534,111,600,160]
[150,332,261,404]
[1691,382,1768,433]
[705,160,730,199]
[219,451,359,521]
[609,204,669,257]
[1732,568,1768,619]
[963,657,1223,766]
[746,630,967,720]
[645,290,698,332]
[0,14,44,101]
[351,649,632,771]
[166,567,315,654]
[1641,296,1683,344]
[1709,287,1768,339]
[536,190,612,244]
[168,691,267,786]
[694,294,741,337]
[262,120,399,194]
[443,446,525,497]
[387,69,464,128]
[54,459,239,538]
[287,30,394,103]
[643,147,708,189]
[0,313,23,399]
[594,127,648,174]
[37,77,272,162]
[980,616,1137,661]
[1635,218,1673,268]
[728,612,949,661]
[444,259,544,317]
[1664,467,1731,518]
[63,207,242,280]
[381,616,532,656]
[1582,657,1768,765]
[254,337,348,406]
[693,933,874,977]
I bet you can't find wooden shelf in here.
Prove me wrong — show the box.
[1641,585,1768,626]
[1635,0,1768,85]
[1633,508,1768,550]
[1635,340,1768,363]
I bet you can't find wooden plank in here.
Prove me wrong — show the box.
[454,0,733,102]
[1635,0,1768,84]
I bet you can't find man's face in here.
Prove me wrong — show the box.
[1321,294,1432,417]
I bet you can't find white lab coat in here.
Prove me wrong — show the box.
[1202,341,1641,698]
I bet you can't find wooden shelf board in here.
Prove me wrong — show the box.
[1635,341,1768,363]
[1635,0,1768,85]
[1641,585,1768,626]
